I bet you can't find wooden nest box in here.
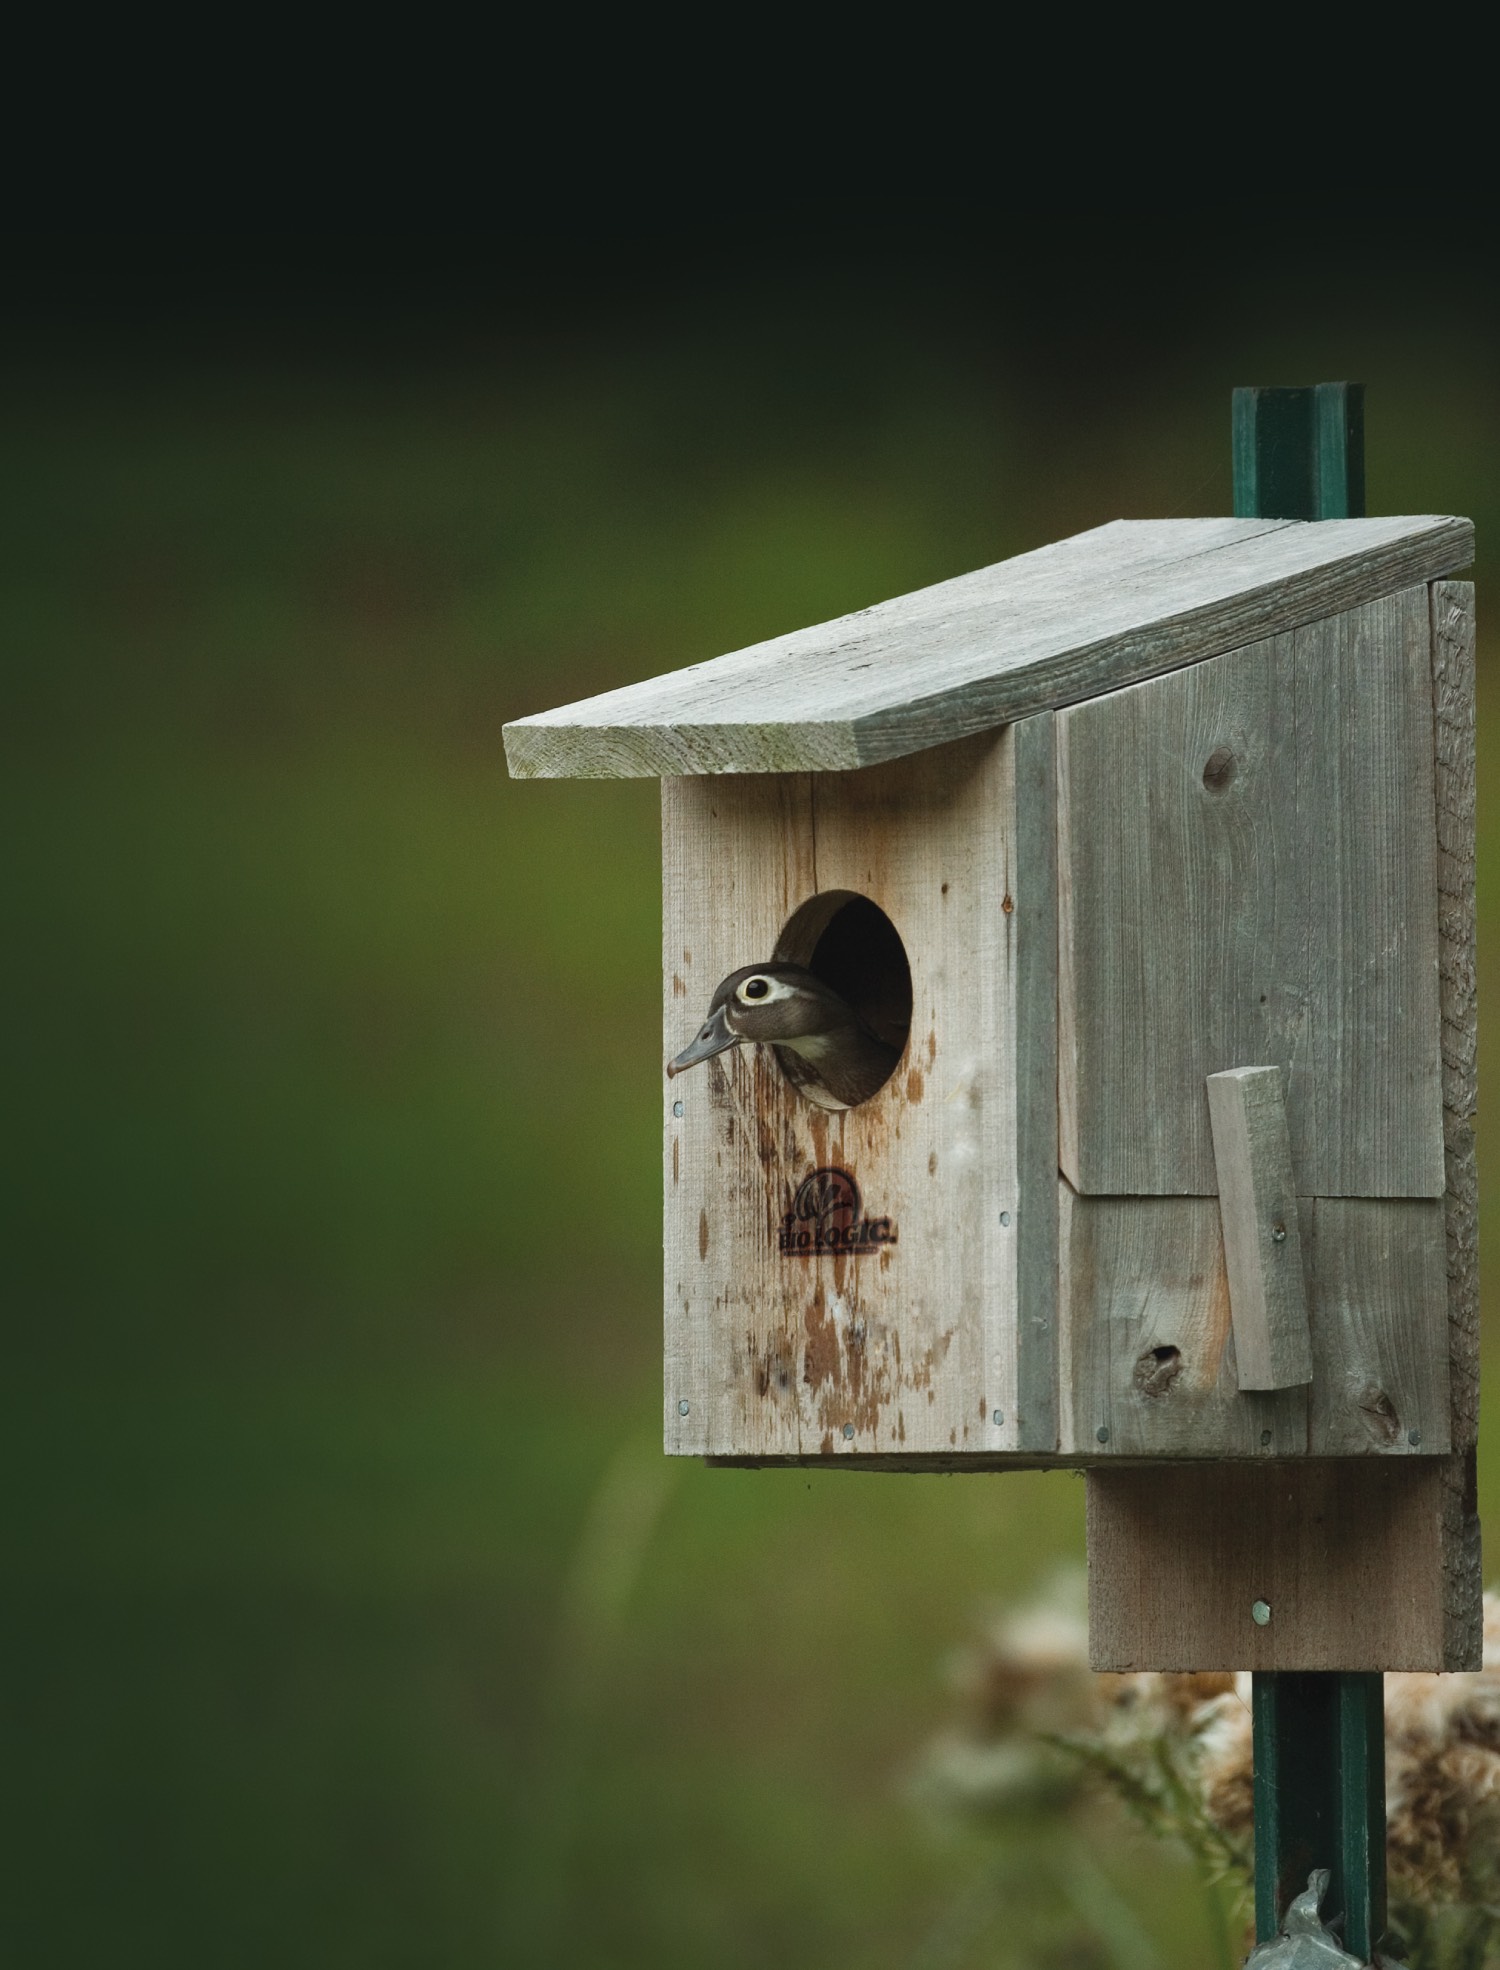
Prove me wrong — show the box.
[506,513,1478,1667]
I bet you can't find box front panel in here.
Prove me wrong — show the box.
[662,731,1025,1460]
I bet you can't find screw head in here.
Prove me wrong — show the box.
[992,1409,1004,1427]
[842,1424,855,1441]
[1096,1426,1110,1444]
[677,1399,690,1416]
[1252,1599,1272,1626]
[1270,1222,1287,1244]
[672,1100,684,1118]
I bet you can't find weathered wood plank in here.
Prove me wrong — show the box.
[1059,1186,1447,1459]
[1440,1450,1482,1669]
[504,515,1472,778]
[663,773,815,1460]
[1430,580,1481,1671]
[1206,1067,1312,1391]
[1087,1461,1474,1671]
[663,731,1028,1461]
[1306,1198,1450,1454]
[1431,582,1478,1456]
[1058,587,1442,1200]
[1013,712,1059,1453]
[1057,1183,1307,1460]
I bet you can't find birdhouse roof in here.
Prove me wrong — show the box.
[502,514,1472,778]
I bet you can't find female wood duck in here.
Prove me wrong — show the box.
[667,963,901,1110]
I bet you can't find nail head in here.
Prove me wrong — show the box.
[1408,1428,1421,1447]
[998,1210,1011,1228]
[677,1400,690,1416]
[1252,1600,1272,1626]
[992,1409,1004,1427]
[1270,1222,1287,1244]
[1096,1426,1110,1444]
[842,1424,855,1440]
[672,1100,684,1118]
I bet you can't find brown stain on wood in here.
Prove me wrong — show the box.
[906,1067,925,1104]
[672,972,687,997]
[802,1285,840,1394]
[672,1138,679,1184]
[801,1311,953,1442]
[698,1210,710,1260]
[748,1330,796,1399]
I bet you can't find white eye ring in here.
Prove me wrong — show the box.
[738,976,773,1003]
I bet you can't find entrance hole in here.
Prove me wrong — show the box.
[771,891,912,1107]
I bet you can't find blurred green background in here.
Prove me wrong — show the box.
[4,229,1497,1967]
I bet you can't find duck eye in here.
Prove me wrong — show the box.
[742,977,771,1001]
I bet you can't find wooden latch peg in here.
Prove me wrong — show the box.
[1206,1066,1313,1391]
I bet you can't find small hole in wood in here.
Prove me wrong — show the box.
[771,891,912,1107]
[1132,1344,1183,1398]
[1202,745,1236,793]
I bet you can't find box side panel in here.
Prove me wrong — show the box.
[1058,587,1442,1199]
[663,732,1027,1460]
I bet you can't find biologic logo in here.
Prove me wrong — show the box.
[778,1167,898,1258]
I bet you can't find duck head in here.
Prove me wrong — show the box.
[667,962,901,1109]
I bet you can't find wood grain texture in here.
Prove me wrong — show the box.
[1059,1187,1448,1459]
[1206,1068,1312,1390]
[1058,1184,1307,1459]
[1305,1199,1449,1455]
[1058,587,1443,1200]
[1430,582,1478,1454]
[504,515,1472,779]
[1441,1449,1482,1669]
[1430,583,1481,1671]
[1013,712,1059,1452]
[663,730,1042,1461]
[1087,1461,1475,1671]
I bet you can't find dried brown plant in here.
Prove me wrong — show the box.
[920,1573,1500,1970]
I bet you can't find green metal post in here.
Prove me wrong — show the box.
[1232,382,1365,521]
[1252,1672,1385,1956]
[1234,382,1384,1964]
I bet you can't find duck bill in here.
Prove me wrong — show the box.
[667,1005,737,1077]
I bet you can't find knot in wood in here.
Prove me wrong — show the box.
[1202,745,1236,793]
[1355,1383,1401,1445]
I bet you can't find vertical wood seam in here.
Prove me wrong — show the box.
[1430,580,1480,1670]
[1015,712,1059,1451]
